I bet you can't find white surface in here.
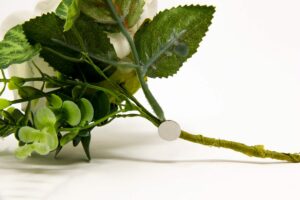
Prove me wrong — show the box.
[1,0,300,200]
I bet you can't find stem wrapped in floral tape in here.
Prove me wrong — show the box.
[180,131,300,162]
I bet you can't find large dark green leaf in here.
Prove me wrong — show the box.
[22,13,117,81]
[0,25,41,69]
[134,5,215,78]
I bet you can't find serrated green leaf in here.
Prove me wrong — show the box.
[56,0,81,31]
[0,25,41,69]
[23,13,117,81]
[134,5,215,78]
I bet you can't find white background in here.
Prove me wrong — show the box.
[1,0,300,200]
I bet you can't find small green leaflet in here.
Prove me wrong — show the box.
[115,0,145,27]
[56,0,81,31]
[0,25,41,69]
[80,0,145,28]
[134,5,215,78]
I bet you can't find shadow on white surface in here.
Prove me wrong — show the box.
[0,121,298,200]
[0,128,290,172]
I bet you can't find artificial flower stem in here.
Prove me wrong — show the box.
[180,130,300,162]
[104,0,166,122]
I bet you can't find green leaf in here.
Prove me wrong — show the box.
[60,130,79,146]
[40,126,58,150]
[18,126,42,143]
[134,5,215,78]
[47,94,63,110]
[15,145,34,159]
[15,143,51,159]
[81,133,91,160]
[6,107,24,125]
[115,0,145,27]
[23,13,117,81]
[8,77,25,90]
[56,0,71,19]
[18,86,44,99]
[0,99,12,110]
[34,107,57,130]
[98,67,140,100]
[1,110,15,123]
[80,0,144,28]
[61,100,81,126]
[16,124,58,159]
[80,0,113,24]
[78,98,94,126]
[56,0,81,31]
[73,135,81,146]
[0,110,18,137]
[31,143,51,155]
[0,25,41,69]
[72,85,84,100]
[90,91,110,120]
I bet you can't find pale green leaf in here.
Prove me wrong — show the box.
[0,25,41,68]
[34,107,57,130]
[18,126,42,143]
[56,0,81,31]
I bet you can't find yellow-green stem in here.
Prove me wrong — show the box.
[180,130,300,162]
